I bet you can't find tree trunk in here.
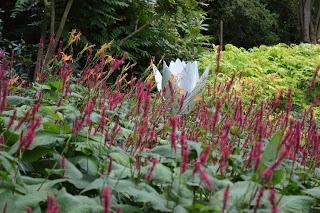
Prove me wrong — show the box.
[310,21,317,43]
[303,0,311,42]
[299,0,320,43]
[44,0,74,65]
[316,3,320,42]
[53,0,73,50]
[50,0,55,36]
[299,0,305,37]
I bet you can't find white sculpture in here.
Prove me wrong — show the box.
[153,59,210,113]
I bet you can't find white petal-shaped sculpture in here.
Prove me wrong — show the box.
[180,65,210,113]
[179,61,199,94]
[153,59,210,114]
[153,65,163,92]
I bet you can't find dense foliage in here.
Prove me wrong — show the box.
[202,44,320,115]
[0,38,320,212]
[0,0,209,68]
[202,0,319,47]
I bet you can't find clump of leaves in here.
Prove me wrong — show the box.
[202,43,320,115]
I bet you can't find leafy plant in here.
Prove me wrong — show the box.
[202,43,320,115]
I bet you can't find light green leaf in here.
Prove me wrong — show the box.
[278,196,313,213]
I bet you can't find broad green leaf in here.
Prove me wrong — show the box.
[210,181,259,212]
[55,188,101,213]
[6,96,34,106]
[187,140,202,157]
[109,151,130,166]
[112,204,142,213]
[0,192,19,213]
[303,187,320,199]
[152,144,180,159]
[42,106,63,121]
[173,205,188,213]
[48,80,63,90]
[14,191,48,211]
[151,163,172,183]
[262,131,283,163]
[3,130,19,146]
[278,196,313,213]
[31,132,66,148]
[22,146,51,162]
[24,178,66,192]
[54,154,83,180]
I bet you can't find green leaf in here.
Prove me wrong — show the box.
[33,83,51,91]
[152,145,180,159]
[31,132,66,148]
[3,130,20,146]
[112,204,142,213]
[6,96,34,106]
[43,121,61,133]
[54,154,83,180]
[43,121,71,134]
[126,183,171,211]
[48,81,63,90]
[173,205,188,213]
[24,179,66,192]
[42,106,63,121]
[15,191,48,211]
[255,131,285,185]
[151,163,172,183]
[187,140,202,157]
[55,188,101,213]
[109,151,130,166]
[262,131,283,163]
[303,187,320,199]
[278,196,313,213]
[210,181,259,212]
[22,146,51,162]
[0,192,19,213]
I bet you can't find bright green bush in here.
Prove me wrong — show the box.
[201,43,320,114]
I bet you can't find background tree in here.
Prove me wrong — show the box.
[202,0,284,48]
[299,0,320,43]
[0,0,208,69]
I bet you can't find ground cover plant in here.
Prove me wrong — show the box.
[201,44,320,115]
[0,40,320,213]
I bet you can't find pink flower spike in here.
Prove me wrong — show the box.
[107,156,113,175]
[0,135,4,145]
[222,185,230,212]
[111,59,123,71]
[46,195,59,213]
[6,109,17,129]
[262,167,273,181]
[200,170,214,191]
[145,158,159,182]
[254,187,265,213]
[60,155,65,177]
[200,144,211,166]
[102,186,112,213]
[180,130,188,173]
[269,189,279,213]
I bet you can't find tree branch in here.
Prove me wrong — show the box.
[119,17,156,46]
[44,0,74,65]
